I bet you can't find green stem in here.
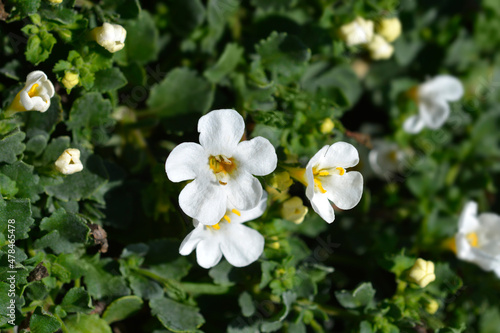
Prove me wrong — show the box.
[54,313,70,333]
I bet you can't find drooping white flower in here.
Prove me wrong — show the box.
[377,17,402,42]
[179,192,267,269]
[165,109,277,226]
[339,17,374,46]
[305,142,363,223]
[54,148,84,175]
[368,140,406,180]
[403,75,464,134]
[366,34,394,60]
[92,23,127,53]
[455,201,500,278]
[9,71,55,113]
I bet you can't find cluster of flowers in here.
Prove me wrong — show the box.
[339,16,402,60]
[165,109,363,268]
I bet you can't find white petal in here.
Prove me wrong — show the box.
[31,96,49,112]
[310,193,335,223]
[179,226,205,255]
[418,99,450,130]
[478,213,500,233]
[458,201,479,233]
[419,75,464,102]
[323,171,363,210]
[220,224,264,267]
[196,237,223,269]
[306,146,329,174]
[19,91,34,110]
[198,109,245,157]
[43,79,55,98]
[26,70,47,84]
[226,171,263,211]
[165,142,207,182]
[403,115,426,134]
[231,191,268,224]
[234,137,277,176]
[179,179,227,226]
[318,142,360,169]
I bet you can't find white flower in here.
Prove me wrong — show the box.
[368,140,406,180]
[366,34,394,60]
[339,17,374,46]
[179,192,267,269]
[9,71,55,113]
[455,201,500,278]
[305,142,363,223]
[165,109,277,226]
[408,258,436,288]
[54,148,84,175]
[93,23,127,53]
[403,75,464,134]
[377,17,402,42]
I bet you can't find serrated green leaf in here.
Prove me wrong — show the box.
[25,30,57,65]
[64,314,112,333]
[61,287,92,313]
[123,11,159,64]
[0,173,18,197]
[335,282,376,309]
[204,43,243,84]
[93,68,127,92]
[29,308,61,333]
[238,292,255,317]
[0,198,34,241]
[0,161,42,202]
[101,0,141,19]
[82,255,130,299]
[24,94,62,139]
[7,0,41,17]
[102,295,143,324]
[0,130,25,164]
[150,297,205,332]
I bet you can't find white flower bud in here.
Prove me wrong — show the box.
[367,34,394,60]
[92,23,127,53]
[55,149,84,175]
[408,258,436,288]
[339,17,374,46]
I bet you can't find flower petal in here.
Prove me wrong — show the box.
[165,142,207,182]
[403,115,426,134]
[196,237,223,269]
[458,201,479,233]
[219,224,264,267]
[419,75,464,102]
[26,70,47,84]
[323,171,363,210]
[234,137,277,176]
[310,193,335,223]
[419,99,450,130]
[226,171,263,211]
[179,179,226,225]
[231,191,268,224]
[179,226,205,255]
[198,109,245,157]
[319,142,360,169]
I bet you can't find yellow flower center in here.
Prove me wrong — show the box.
[209,155,237,185]
[466,232,479,247]
[207,209,241,230]
[312,166,345,194]
[28,83,39,98]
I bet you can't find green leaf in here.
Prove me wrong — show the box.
[204,43,243,84]
[0,173,18,197]
[166,0,205,36]
[35,208,90,254]
[61,287,92,313]
[24,94,63,139]
[123,11,160,64]
[256,32,311,77]
[25,30,57,65]
[102,295,143,324]
[147,68,214,118]
[0,199,34,243]
[480,307,500,333]
[64,314,112,333]
[335,282,376,309]
[7,0,41,17]
[93,68,128,93]
[82,255,130,299]
[0,161,43,202]
[29,308,61,333]
[238,292,255,317]
[101,0,141,19]
[67,93,115,144]
[150,297,205,332]
[0,130,26,164]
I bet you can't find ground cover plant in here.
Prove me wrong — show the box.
[1,0,500,332]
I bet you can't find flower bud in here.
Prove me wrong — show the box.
[408,258,436,288]
[92,23,127,53]
[367,34,394,60]
[425,299,439,315]
[339,17,374,46]
[55,149,84,175]
[377,17,402,42]
[320,118,334,134]
[281,197,308,224]
[62,71,79,90]
[8,71,55,113]
[49,0,63,3]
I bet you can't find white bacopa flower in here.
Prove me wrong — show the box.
[54,148,84,175]
[339,17,374,46]
[92,23,127,53]
[9,71,55,113]
[366,34,394,60]
[179,192,267,269]
[455,201,500,278]
[305,142,363,223]
[368,140,406,180]
[165,109,277,226]
[403,75,464,134]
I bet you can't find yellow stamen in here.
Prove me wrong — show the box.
[223,215,231,223]
[28,84,39,98]
[314,178,327,194]
[335,167,345,175]
[231,209,241,216]
[318,171,330,176]
[466,232,479,247]
[210,223,221,230]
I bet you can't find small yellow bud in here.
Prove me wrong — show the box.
[425,299,439,315]
[49,0,63,3]
[55,148,84,175]
[320,118,334,134]
[281,197,308,224]
[269,242,280,250]
[408,258,436,288]
[377,17,402,42]
[270,171,293,192]
[62,71,79,90]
